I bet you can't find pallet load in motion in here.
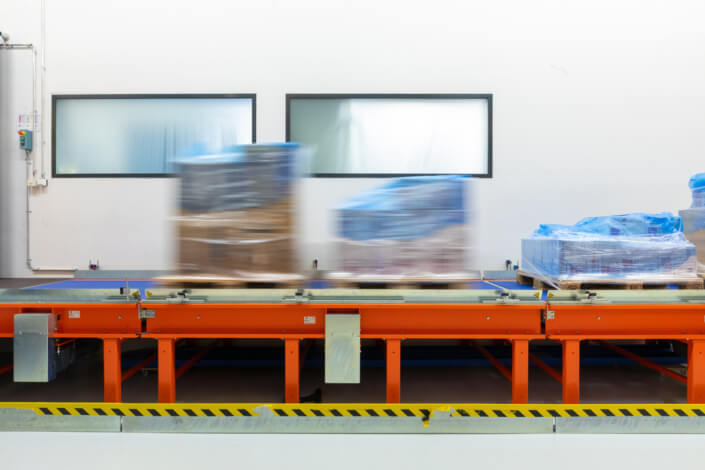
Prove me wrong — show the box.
[331,176,471,281]
[176,143,301,279]
[520,212,699,288]
[680,172,705,275]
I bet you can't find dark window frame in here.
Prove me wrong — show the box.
[285,93,493,178]
[52,93,257,178]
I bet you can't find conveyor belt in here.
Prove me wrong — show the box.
[3,287,705,406]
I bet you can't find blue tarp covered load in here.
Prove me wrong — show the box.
[336,176,469,276]
[690,172,705,208]
[338,175,466,241]
[680,172,705,273]
[521,213,697,281]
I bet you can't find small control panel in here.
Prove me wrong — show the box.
[18,129,32,151]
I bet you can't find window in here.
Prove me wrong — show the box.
[286,94,492,177]
[53,94,256,177]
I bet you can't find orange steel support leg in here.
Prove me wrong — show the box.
[103,338,122,402]
[687,340,705,403]
[562,339,581,404]
[284,339,300,403]
[158,338,176,403]
[386,339,401,403]
[511,340,529,404]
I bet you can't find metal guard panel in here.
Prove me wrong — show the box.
[0,289,140,304]
[142,288,544,305]
[547,289,705,305]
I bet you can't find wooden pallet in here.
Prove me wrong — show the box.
[515,269,704,290]
[326,273,474,290]
[156,273,305,289]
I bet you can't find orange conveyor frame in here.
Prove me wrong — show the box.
[2,293,705,404]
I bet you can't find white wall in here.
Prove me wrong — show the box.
[1,0,705,276]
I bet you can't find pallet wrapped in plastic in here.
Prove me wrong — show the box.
[334,176,470,278]
[521,213,698,283]
[176,143,301,277]
[679,172,705,273]
[689,173,705,208]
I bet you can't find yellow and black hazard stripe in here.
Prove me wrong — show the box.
[1,402,704,418]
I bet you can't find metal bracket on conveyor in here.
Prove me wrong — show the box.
[159,289,207,303]
[577,290,609,304]
[282,289,312,304]
[138,306,155,319]
[489,289,540,304]
[547,290,609,305]
[118,281,141,301]
[493,290,519,304]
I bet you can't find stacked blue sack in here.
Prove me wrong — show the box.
[521,213,697,281]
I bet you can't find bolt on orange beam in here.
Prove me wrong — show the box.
[472,341,511,381]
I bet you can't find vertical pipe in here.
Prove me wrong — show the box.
[40,0,47,178]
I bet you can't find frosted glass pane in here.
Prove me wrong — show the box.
[55,97,254,175]
[289,97,489,176]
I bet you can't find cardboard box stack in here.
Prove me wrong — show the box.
[177,143,299,277]
[680,172,705,274]
[335,176,469,277]
[521,213,697,281]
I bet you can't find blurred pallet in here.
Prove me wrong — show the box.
[326,273,473,290]
[516,269,704,290]
[156,273,305,289]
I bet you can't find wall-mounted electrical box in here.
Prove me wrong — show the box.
[18,129,32,151]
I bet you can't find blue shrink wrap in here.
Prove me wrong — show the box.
[522,213,697,282]
[335,176,470,276]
